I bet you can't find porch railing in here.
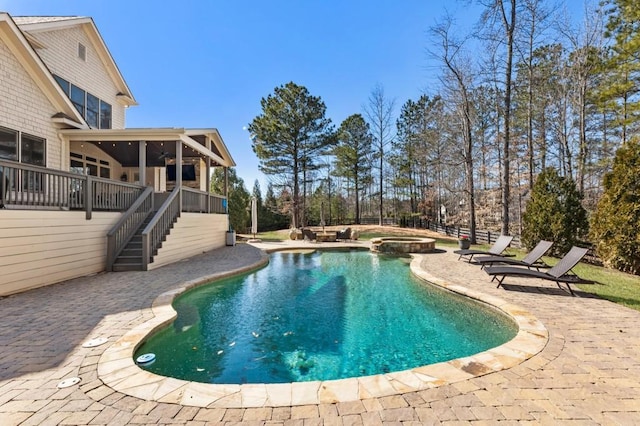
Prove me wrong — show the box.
[182,187,227,214]
[105,186,154,271]
[0,159,144,219]
[141,186,181,270]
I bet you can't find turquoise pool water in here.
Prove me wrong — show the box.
[135,249,517,384]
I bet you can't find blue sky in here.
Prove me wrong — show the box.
[2,1,584,190]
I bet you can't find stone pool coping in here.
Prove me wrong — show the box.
[97,247,548,408]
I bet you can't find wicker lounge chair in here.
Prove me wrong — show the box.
[484,246,591,296]
[473,240,553,270]
[454,235,513,262]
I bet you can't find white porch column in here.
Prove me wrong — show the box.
[224,167,228,197]
[138,141,146,186]
[205,137,212,194]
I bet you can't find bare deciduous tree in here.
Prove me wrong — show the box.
[364,84,395,226]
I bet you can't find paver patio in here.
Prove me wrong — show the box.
[1,240,639,425]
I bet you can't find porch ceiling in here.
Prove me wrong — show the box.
[58,128,235,168]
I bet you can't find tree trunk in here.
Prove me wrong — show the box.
[501,0,516,236]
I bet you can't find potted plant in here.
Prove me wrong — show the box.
[458,235,471,249]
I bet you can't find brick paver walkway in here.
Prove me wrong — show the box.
[1,241,639,425]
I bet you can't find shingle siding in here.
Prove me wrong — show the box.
[0,38,64,169]
[31,26,126,129]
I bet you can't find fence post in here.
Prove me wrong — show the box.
[487,231,491,244]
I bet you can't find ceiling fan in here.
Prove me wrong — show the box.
[158,150,174,160]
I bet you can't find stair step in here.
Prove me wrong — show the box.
[110,209,177,272]
[112,263,143,272]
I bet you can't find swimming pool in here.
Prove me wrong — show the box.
[135,249,517,384]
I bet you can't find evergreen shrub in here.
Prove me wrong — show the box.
[521,168,588,257]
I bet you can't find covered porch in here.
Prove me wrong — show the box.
[0,127,237,294]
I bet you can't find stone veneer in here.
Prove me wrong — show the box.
[370,237,436,254]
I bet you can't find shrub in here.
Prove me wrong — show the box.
[521,168,588,256]
[590,138,640,274]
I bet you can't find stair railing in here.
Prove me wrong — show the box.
[141,186,181,270]
[106,186,154,271]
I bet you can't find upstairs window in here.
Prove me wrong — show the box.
[70,84,86,117]
[54,75,70,95]
[53,74,113,129]
[86,93,99,128]
[100,101,112,129]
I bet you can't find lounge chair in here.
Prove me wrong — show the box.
[336,227,351,241]
[301,228,317,241]
[454,235,513,262]
[485,246,591,296]
[473,240,553,270]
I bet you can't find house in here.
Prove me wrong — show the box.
[0,12,236,296]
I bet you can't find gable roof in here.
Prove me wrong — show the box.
[12,16,84,25]
[14,15,137,107]
[0,12,86,128]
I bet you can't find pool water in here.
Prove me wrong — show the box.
[135,249,517,384]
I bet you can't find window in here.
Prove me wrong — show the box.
[54,75,70,95]
[0,127,47,192]
[0,127,18,161]
[100,101,112,129]
[20,133,45,166]
[99,160,110,179]
[86,93,99,128]
[70,84,86,116]
[70,158,85,175]
[53,75,113,129]
[70,153,110,178]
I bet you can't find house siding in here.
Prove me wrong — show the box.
[0,210,121,296]
[149,213,229,270]
[0,37,65,170]
[29,26,126,129]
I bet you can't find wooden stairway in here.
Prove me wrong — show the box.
[111,213,173,271]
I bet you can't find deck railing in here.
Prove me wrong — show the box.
[0,159,144,218]
[182,187,227,214]
[106,186,155,271]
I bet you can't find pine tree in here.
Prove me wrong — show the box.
[334,114,373,224]
[589,138,640,274]
[248,82,334,228]
[600,0,640,143]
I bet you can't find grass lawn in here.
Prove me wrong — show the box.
[248,227,640,312]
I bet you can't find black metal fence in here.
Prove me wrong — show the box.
[399,216,602,265]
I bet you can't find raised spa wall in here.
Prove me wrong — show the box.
[370,237,436,254]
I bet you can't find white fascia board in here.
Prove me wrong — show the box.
[180,134,227,166]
